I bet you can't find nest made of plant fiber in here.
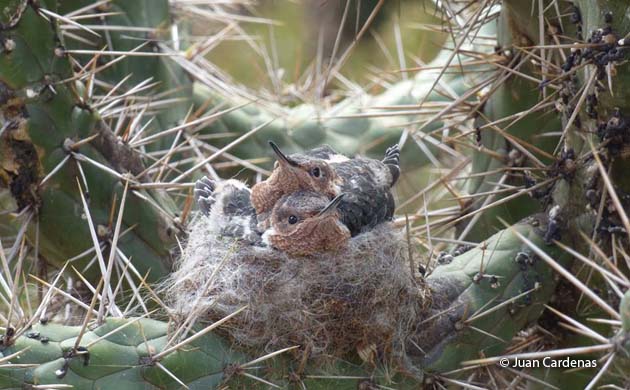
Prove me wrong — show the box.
[163,214,430,368]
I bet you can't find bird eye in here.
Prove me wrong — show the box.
[311,167,321,178]
[288,215,298,224]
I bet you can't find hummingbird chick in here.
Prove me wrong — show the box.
[262,192,350,256]
[253,141,400,236]
[194,176,261,245]
[250,142,340,219]
[195,176,349,256]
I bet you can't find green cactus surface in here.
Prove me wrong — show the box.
[2,0,630,389]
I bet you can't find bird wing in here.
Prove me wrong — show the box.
[207,180,263,245]
[194,176,216,216]
[382,144,401,185]
[335,162,396,236]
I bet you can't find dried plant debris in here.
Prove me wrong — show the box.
[163,215,429,372]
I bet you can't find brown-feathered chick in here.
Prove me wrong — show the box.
[253,141,400,236]
[263,191,349,256]
[251,142,340,220]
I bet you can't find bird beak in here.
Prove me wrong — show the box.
[269,141,298,167]
[317,193,344,217]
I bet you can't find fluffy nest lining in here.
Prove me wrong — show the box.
[163,215,429,367]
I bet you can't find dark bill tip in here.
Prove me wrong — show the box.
[317,193,345,217]
[268,140,298,167]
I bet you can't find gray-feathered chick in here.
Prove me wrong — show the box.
[195,177,349,256]
[194,176,261,245]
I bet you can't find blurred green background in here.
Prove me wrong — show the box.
[199,0,445,93]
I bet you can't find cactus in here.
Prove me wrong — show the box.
[0,317,247,389]
[2,0,630,389]
[0,0,181,281]
[0,218,565,389]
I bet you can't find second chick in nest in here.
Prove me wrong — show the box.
[194,176,349,256]
[262,191,349,256]
[252,141,400,236]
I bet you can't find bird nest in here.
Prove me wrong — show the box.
[163,215,430,369]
